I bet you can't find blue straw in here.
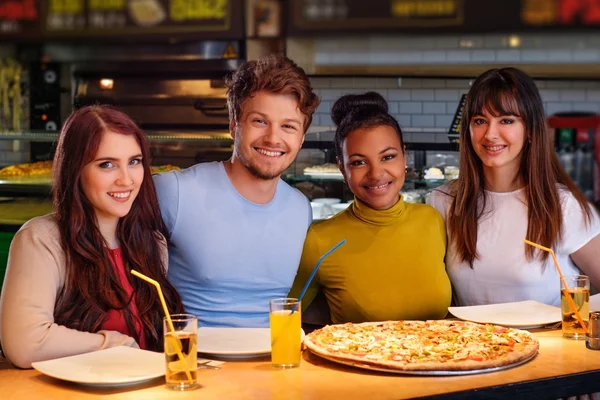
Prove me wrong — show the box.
[291,239,346,314]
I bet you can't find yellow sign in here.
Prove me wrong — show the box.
[171,0,228,22]
[222,43,237,58]
[50,0,84,14]
[392,0,457,17]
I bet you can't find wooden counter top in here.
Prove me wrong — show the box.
[1,330,599,399]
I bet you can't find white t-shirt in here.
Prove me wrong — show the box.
[428,184,600,306]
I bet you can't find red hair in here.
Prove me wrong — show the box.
[53,105,183,350]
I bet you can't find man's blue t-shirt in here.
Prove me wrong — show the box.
[154,161,311,327]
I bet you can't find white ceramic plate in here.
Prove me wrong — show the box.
[304,172,344,180]
[31,346,164,387]
[591,294,600,311]
[197,327,305,360]
[448,300,561,328]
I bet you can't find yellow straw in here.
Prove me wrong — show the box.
[130,269,194,384]
[523,239,587,334]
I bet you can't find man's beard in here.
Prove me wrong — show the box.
[234,136,292,181]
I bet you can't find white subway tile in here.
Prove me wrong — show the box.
[539,90,561,102]
[572,50,600,62]
[587,90,600,101]
[571,103,600,113]
[423,102,446,114]
[483,35,507,49]
[547,50,573,62]
[435,115,454,128]
[403,133,414,143]
[320,89,345,101]
[495,50,521,62]
[407,38,437,50]
[375,77,400,89]
[546,81,572,89]
[352,78,377,89]
[422,51,447,63]
[387,102,399,114]
[316,101,332,114]
[560,90,586,102]
[411,89,435,101]
[446,50,471,63]
[388,89,412,101]
[330,78,356,88]
[435,37,459,49]
[310,77,331,88]
[471,50,495,62]
[545,102,573,115]
[534,80,546,89]
[572,81,600,89]
[399,78,423,88]
[319,114,334,126]
[435,89,461,101]
[445,79,472,89]
[397,115,412,128]
[447,101,462,114]
[521,50,548,63]
[421,79,447,88]
[412,115,435,128]
[399,102,422,114]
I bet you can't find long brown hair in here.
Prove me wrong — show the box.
[53,105,183,350]
[444,67,591,266]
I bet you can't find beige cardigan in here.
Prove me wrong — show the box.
[0,214,168,368]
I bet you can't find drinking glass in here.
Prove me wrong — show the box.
[561,275,590,339]
[164,314,198,390]
[270,298,302,368]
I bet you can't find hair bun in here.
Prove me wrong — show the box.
[331,91,388,126]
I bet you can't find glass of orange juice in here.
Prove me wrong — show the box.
[269,298,302,368]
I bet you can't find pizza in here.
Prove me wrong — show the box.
[303,320,539,371]
[0,161,53,177]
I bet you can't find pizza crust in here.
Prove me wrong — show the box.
[304,320,539,372]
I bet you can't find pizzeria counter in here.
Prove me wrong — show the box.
[1,329,599,400]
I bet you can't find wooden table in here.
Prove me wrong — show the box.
[1,330,599,400]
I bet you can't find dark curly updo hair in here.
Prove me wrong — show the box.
[332,91,404,161]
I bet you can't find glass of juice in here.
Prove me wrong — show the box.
[561,275,590,339]
[164,314,198,390]
[269,298,302,368]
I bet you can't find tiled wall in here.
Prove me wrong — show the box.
[312,33,600,66]
[308,77,600,144]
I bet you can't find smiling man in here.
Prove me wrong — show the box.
[153,55,320,327]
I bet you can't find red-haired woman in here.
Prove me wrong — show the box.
[429,67,600,307]
[0,105,183,368]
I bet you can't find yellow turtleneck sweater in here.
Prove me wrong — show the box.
[289,197,451,324]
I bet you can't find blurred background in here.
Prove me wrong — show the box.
[1,0,600,280]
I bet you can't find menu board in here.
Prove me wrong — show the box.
[288,0,600,35]
[43,0,242,38]
[448,94,466,144]
[0,0,41,37]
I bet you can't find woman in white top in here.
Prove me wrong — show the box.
[428,67,600,306]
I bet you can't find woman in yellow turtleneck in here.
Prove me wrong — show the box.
[289,92,451,324]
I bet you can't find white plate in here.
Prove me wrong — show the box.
[31,346,165,387]
[197,327,305,360]
[591,294,600,312]
[304,172,344,180]
[448,300,561,328]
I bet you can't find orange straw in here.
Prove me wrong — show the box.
[523,239,587,333]
[130,269,194,384]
